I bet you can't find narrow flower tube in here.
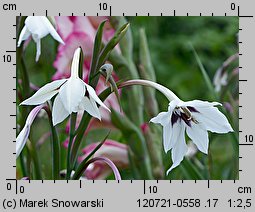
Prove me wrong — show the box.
[86,157,122,180]
[120,79,180,102]
[78,140,128,180]
[120,79,233,174]
[16,104,44,158]
[63,156,122,180]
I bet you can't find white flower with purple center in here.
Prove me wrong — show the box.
[121,79,234,175]
[151,99,233,174]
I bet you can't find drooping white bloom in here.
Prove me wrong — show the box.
[21,48,110,126]
[121,79,234,175]
[17,16,64,61]
[150,98,233,175]
[16,105,44,158]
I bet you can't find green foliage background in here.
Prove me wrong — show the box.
[17,16,239,180]
[127,17,238,179]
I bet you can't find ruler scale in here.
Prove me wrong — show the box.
[1,0,254,211]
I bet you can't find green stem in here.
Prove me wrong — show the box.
[26,150,32,178]
[27,140,43,179]
[70,81,119,166]
[70,113,90,168]
[45,107,60,180]
[19,152,28,178]
[66,113,77,179]
[20,57,30,99]
[143,126,164,179]
[191,45,217,99]
[70,87,114,169]
[72,132,109,180]
[208,148,213,179]
[126,60,144,125]
[180,159,205,180]
[16,16,30,179]
[18,58,30,177]
[110,17,144,125]
[17,43,30,178]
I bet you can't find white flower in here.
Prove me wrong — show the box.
[21,48,110,126]
[16,105,44,158]
[17,16,64,61]
[151,99,233,174]
[122,79,234,175]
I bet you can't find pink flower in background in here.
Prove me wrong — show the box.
[87,17,115,42]
[53,17,94,80]
[53,17,120,126]
[53,16,115,80]
[78,140,129,180]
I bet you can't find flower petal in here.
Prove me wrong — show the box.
[35,38,41,62]
[17,25,31,47]
[16,105,44,158]
[193,106,233,133]
[70,47,81,78]
[53,32,93,80]
[179,99,221,108]
[25,16,50,38]
[162,122,172,153]
[150,111,170,125]
[73,17,96,40]
[85,84,110,112]
[59,78,85,114]
[151,100,180,152]
[16,125,30,158]
[79,97,101,120]
[186,123,209,154]
[151,111,179,153]
[166,121,187,174]
[52,94,69,126]
[151,99,178,125]
[168,118,186,152]
[43,17,65,44]
[21,79,67,105]
[25,16,64,44]
[80,140,128,167]
[55,16,73,40]
[179,99,233,133]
